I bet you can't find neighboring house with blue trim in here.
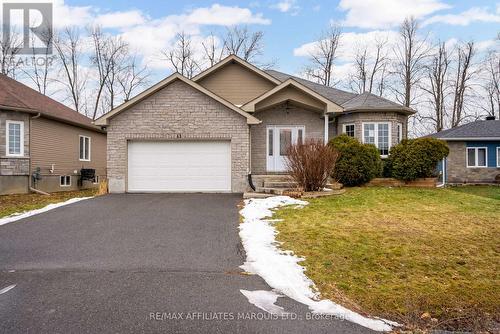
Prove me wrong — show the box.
[427,117,500,185]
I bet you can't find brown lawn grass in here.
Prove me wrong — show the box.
[274,186,500,331]
[0,188,98,218]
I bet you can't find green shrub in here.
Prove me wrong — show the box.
[329,135,382,186]
[388,138,449,181]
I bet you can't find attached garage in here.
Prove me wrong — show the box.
[127,141,231,192]
[95,73,259,194]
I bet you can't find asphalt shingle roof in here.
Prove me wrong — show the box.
[0,74,99,131]
[427,120,500,139]
[265,69,412,113]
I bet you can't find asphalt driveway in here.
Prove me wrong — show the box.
[0,194,373,333]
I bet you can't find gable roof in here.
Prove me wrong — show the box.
[95,73,261,125]
[193,54,281,85]
[265,70,356,105]
[427,120,500,140]
[0,74,100,131]
[242,78,343,113]
[265,69,414,114]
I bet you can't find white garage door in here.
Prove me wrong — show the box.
[127,141,231,192]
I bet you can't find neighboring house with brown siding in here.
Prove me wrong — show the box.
[0,74,106,195]
[96,55,414,193]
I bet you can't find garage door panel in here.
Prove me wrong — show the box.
[128,141,231,192]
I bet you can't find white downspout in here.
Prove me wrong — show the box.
[324,114,329,144]
[437,157,446,188]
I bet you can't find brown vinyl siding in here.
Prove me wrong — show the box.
[30,117,106,177]
[197,62,276,105]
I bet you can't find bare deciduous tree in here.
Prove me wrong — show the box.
[376,63,388,96]
[304,24,341,86]
[162,32,199,79]
[89,26,128,119]
[450,41,476,127]
[22,28,55,95]
[481,49,500,118]
[392,17,430,107]
[421,42,451,132]
[54,28,87,113]
[201,33,225,67]
[0,29,22,77]
[117,55,150,102]
[349,39,388,93]
[222,26,264,62]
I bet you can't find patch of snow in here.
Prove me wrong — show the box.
[0,197,93,226]
[0,284,16,295]
[239,196,397,332]
[240,289,288,315]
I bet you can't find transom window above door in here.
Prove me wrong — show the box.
[362,122,391,157]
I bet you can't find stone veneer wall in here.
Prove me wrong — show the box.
[446,141,500,183]
[334,111,408,146]
[106,79,250,193]
[0,110,30,194]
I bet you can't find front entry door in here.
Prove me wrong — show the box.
[266,126,305,172]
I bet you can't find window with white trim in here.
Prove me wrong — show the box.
[342,124,355,137]
[93,175,99,184]
[396,123,403,144]
[6,120,24,156]
[497,147,500,167]
[466,147,487,168]
[60,175,71,187]
[363,122,391,156]
[79,135,91,161]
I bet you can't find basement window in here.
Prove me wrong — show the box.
[60,175,71,187]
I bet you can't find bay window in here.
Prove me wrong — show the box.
[363,122,391,157]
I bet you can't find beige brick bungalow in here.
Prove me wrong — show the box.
[95,55,414,193]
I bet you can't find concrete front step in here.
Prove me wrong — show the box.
[263,181,298,188]
[255,187,290,195]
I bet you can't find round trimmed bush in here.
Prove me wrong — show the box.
[329,135,382,186]
[388,138,449,181]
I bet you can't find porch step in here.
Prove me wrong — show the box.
[243,192,276,199]
[263,181,298,188]
[255,187,288,195]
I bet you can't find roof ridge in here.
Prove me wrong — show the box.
[265,69,355,96]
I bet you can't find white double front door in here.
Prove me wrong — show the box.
[266,126,305,172]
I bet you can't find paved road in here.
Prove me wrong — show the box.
[0,194,373,333]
